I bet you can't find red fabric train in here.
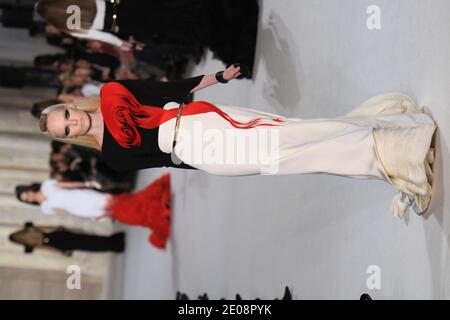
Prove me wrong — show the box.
[106,173,172,249]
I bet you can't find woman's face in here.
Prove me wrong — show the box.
[58,62,72,73]
[20,191,41,204]
[56,161,68,172]
[74,68,90,77]
[46,105,91,138]
[51,152,65,162]
[70,74,87,86]
[60,144,72,153]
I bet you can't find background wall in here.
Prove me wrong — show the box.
[0,22,122,300]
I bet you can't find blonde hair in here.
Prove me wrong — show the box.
[39,97,102,151]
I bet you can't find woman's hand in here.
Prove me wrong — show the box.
[120,41,133,52]
[101,67,112,81]
[222,65,242,81]
[120,41,145,52]
[121,37,146,51]
[84,181,102,189]
[129,36,146,51]
[75,59,91,69]
[191,64,245,94]
[69,157,83,171]
[132,41,145,51]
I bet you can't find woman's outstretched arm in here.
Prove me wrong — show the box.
[190,65,242,93]
[56,181,101,189]
[114,65,242,101]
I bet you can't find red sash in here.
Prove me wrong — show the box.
[100,82,284,149]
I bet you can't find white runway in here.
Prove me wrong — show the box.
[118,0,450,299]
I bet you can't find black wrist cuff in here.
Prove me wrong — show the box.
[215,71,228,83]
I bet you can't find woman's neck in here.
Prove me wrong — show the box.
[87,111,104,146]
[36,191,47,203]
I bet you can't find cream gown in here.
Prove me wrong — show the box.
[158,94,437,218]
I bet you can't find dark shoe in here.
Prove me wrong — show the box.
[360,293,372,300]
[198,293,209,300]
[176,291,189,300]
[281,286,292,300]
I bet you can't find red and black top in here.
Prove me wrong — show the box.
[100,76,203,172]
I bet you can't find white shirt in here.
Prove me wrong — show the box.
[40,179,110,218]
[69,0,124,47]
[81,81,103,96]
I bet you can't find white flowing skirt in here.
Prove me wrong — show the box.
[158,94,436,218]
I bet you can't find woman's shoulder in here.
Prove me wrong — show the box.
[40,200,54,216]
[41,179,57,193]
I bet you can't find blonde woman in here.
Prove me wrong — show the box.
[38,65,436,218]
